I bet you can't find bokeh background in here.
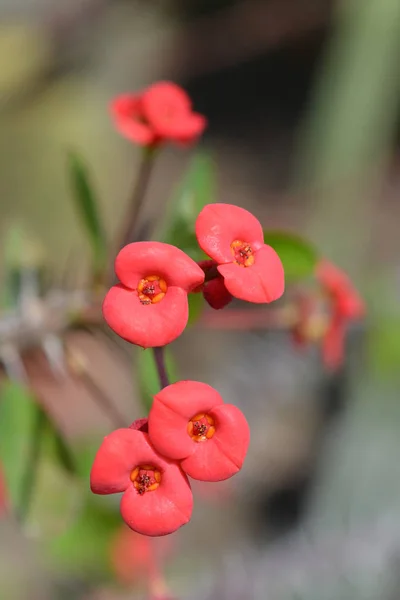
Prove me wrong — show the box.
[1,1,400,599]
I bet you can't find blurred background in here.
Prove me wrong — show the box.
[1,0,400,599]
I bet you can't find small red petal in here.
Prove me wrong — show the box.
[195,204,264,264]
[197,260,217,272]
[317,259,365,319]
[203,278,233,310]
[110,94,156,146]
[120,463,193,536]
[180,404,250,482]
[148,381,224,460]
[115,242,205,292]
[152,113,206,144]
[129,418,149,432]
[322,316,346,372]
[142,81,192,119]
[90,429,161,495]
[218,244,284,303]
[102,284,189,348]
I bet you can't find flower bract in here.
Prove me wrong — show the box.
[103,242,205,348]
[148,380,250,482]
[90,428,193,536]
[111,81,206,147]
[195,203,284,303]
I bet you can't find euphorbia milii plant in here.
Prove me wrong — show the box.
[90,81,365,562]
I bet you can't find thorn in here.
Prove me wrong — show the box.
[41,334,67,378]
[0,344,29,385]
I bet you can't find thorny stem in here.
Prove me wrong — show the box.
[153,347,170,390]
[115,145,157,254]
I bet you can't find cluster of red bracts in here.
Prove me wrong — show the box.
[291,259,365,371]
[111,81,206,148]
[95,200,283,536]
[90,381,250,537]
[102,203,285,348]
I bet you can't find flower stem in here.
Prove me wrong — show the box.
[116,145,157,252]
[153,347,170,390]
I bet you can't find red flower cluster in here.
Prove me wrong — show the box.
[104,204,285,348]
[111,81,206,147]
[90,381,249,536]
[292,259,365,370]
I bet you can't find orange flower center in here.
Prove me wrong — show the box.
[300,314,330,341]
[130,465,161,495]
[137,275,168,305]
[187,413,216,443]
[230,240,255,267]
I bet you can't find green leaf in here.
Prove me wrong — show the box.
[136,348,178,412]
[41,413,77,476]
[67,151,108,277]
[0,381,43,519]
[160,153,216,259]
[263,230,318,281]
[0,381,79,523]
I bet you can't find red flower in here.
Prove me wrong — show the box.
[195,204,284,303]
[111,81,206,147]
[110,525,174,586]
[316,259,365,371]
[90,428,193,536]
[103,242,205,348]
[148,381,250,482]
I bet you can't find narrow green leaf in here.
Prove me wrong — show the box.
[136,347,178,412]
[67,151,108,276]
[0,381,43,519]
[263,230,318,281]
[1,224,44,309]
[41,412,77,476]
[160,153,216,259]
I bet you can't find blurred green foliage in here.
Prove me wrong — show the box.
[48,497,120,579]
[0,382,78,523]
[67,151,108,280]
[160,152,216,262]
[0,382,42,519]
[263,231,318,282]
[136,347,178,413]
